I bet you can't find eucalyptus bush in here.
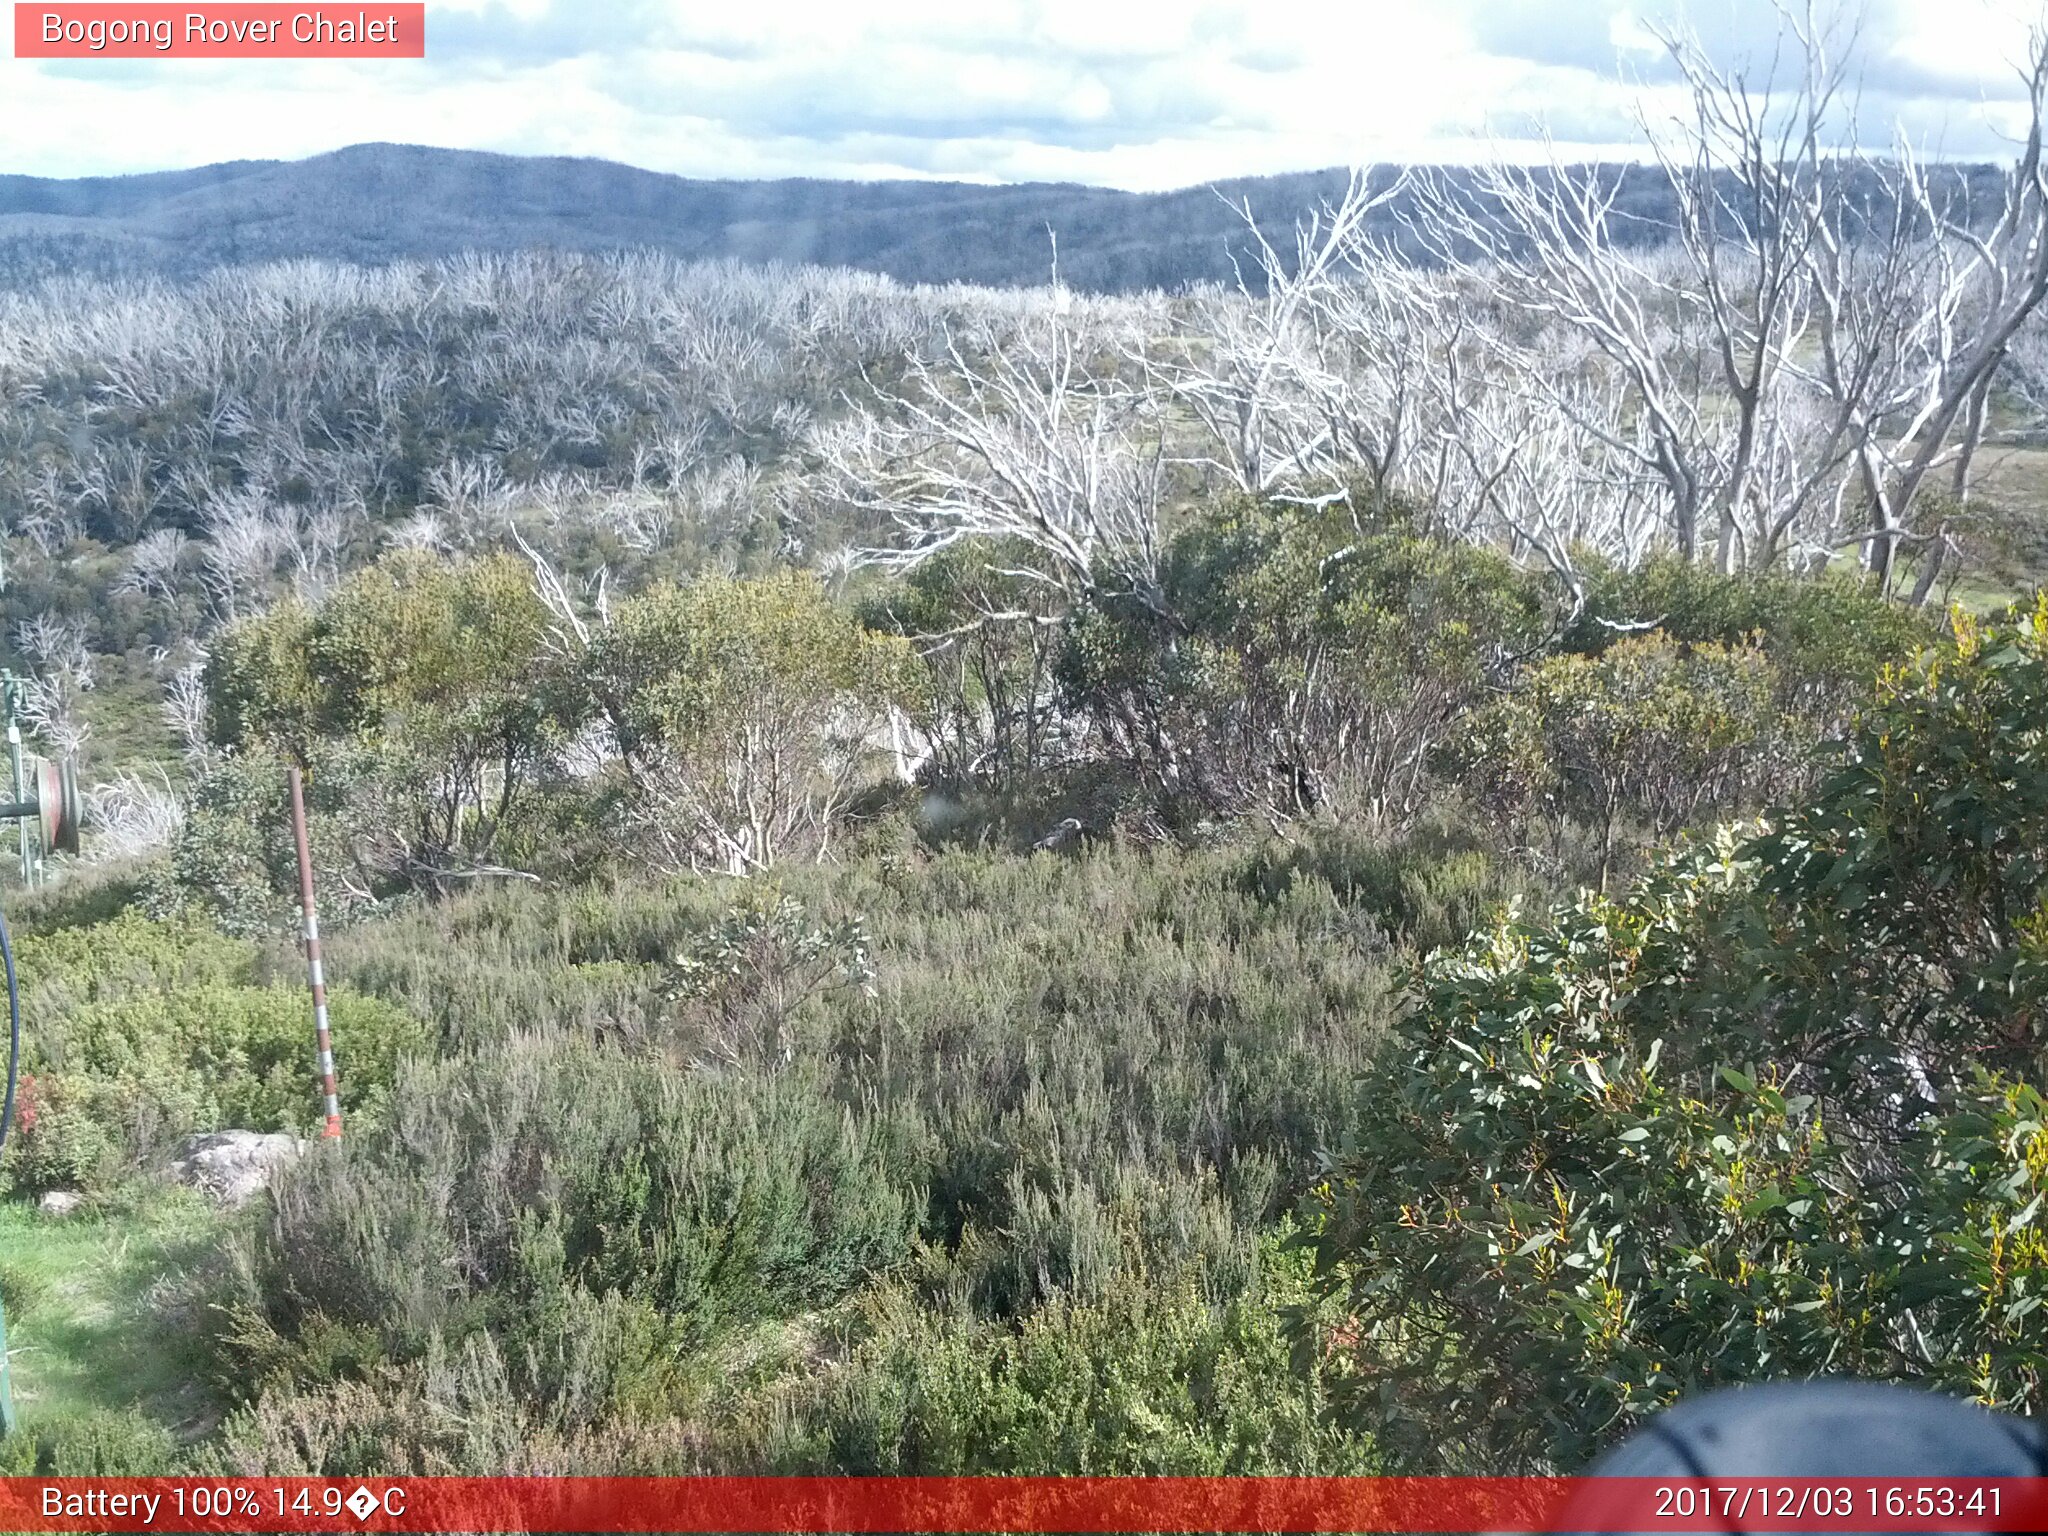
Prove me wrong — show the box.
[584,569,916,872]
[1309,599,2048,1470]
[202,551,571,893]
[1057,496,1550,824]
[860,539,1067,794]
[1447,633,1783,886]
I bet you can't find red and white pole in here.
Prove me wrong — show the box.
[288,766,341,1140]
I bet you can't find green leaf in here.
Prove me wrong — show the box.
[1720,1066,1758,1095]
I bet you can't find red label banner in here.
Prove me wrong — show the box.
[13,5,425,58]
[2,1476,2046,1533]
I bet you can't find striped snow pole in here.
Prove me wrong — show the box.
[288,766,342,1140]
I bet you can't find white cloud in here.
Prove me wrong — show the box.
[0,0,2040,187]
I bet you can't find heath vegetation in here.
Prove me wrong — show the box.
[1,5,2045,1478]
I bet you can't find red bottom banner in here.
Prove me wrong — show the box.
[3,1476,2045,1533]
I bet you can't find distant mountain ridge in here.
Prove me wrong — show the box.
[0,143,1365,291]
[0,143,2012,293]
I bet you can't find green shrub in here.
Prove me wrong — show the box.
[1447,633,1784,885]
[1566,555,1929,705]
[209,834,1427,1467]
[747,1234,1375,1474]
[220,1034,925,1397]
[316,841,1409,1222]
[203,552,574,893]
[1430,559,1929,880]
[3,1072,122,1195]
[1702,599,2048,1125]
[1230,817,1537,955]
[3,911,428,1196]
[0,1259,51,1319]
[210,1334,533,1477]
[582,569,916,871]
[1308,599,2048,1471]
[659,890,876,1067]
[16,907,250,1000]
[1057,496,1550,824]
[7,869,155,937]
[860,539,1066,793]
[29,987,421,1154]
[145,744,403,934]
[0,1406,180,1475]
[1309,863,2048,1469]
[217,1229,1371,1478]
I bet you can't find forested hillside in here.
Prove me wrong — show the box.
[0,147,1357,291]
[0,144,2012,294]
[0,13,2045,1480]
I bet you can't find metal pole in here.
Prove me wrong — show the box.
[288,767,342,1140]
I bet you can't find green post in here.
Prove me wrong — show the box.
[0,1292,15,1437]
[2,675,29,890]
[0,659,24,1440]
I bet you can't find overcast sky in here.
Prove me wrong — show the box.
[4,0,2044,188]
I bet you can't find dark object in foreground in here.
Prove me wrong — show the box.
[1562,1379,2048,1533]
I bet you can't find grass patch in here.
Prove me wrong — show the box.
[0,1193,227,1442]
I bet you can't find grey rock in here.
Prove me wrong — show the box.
[36,1188,83,1216]
[167,1130,303,1206]
[1032,817,1085,853]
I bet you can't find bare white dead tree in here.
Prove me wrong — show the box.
[85,769,185,861]
[1398,1,2048,593]
[508,524,610,661]
[1135,169,1411,498]
[115,527,191,602]
[1425,333,1663,591]
[196,489,287,622]
[386,510,456,553]
[1289,245,1450,501]
[818,312,1168,602]
[13,614,94,759]
[161,654,212,762]
[1648,5,2048,594]
[285,504,352,598]
[1134,173,1665,589]
[1404,151,1829,572]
